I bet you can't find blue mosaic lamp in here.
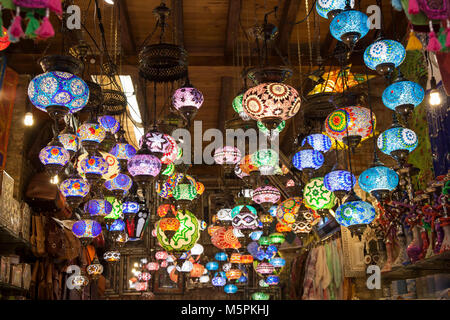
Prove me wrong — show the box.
[72,219,102,245]
[39,140,70,176]
[58,127,79,157]
[59,175,90,207]
[224,284,238,294]
[316,0,353,19]
[104,173,133,197]
[364,39,406,75]
[28,71,89,119]
[106,219,126,233]
[212,276,226,287]
[382,74,424,121]
[123,201,139,214]
[330,7,369,47]
[269,257,286,268]
[79,154,109,183]
[266,275,280,285]
[377,125,418,165]
[110,142,137,161]
[84,199,113,217]
[358,166,399,201]
[98,115,120,134]
[301,134,332,152]
[324,169,356,200]
[335,192,376,237]
[206,261,219,271]
[292,149,324,171]
[215,252,228,262]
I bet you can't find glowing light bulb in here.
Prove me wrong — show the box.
[104,0,114,4]
[50,175,59,184]
[24,112,34,126]
[429,89,442,106]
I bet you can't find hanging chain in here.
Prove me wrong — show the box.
[296,24,303,96]
[305,0,313,70]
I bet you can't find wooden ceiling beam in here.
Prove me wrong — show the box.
[224,0,241,57]
[119,0,136,55]
[276,0,303,57]
[218,76,234,133]
[171,0,185,47]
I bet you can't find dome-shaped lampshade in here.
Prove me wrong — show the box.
[59,177,90,206]
[172,86,204,110]
[39,144,70,175]
[232,93,251,121]
[231,205,257,218]
[232,209,259,231]
[358,166,399,193]
[316,0,354,19]
[127,153,161,179]
[58,132,79,155]
[325,106,376,148]
[243,83,301,129]
[335,200,376,227]
[292,149,324,171]
[324,170,356,192]
[377,126,418,164]
[330,9,369,46]
[77,122,106,154]
[382,80,424,117]
[212,276,226,287]
[214,146,242,165]
[292,220,313,235]
[104,173,133,195]
[98,115,120,134]
[252,186,281,204]
[84,199,113,217]
[110,143,137,161]
[106,219,125,232]
[303,177,336,210]
[301,134,332,152]
[28,71,89,118]
[251,149,279,175]
[79,154,109,181]
[72,219,102,239]
[364,39,406,74]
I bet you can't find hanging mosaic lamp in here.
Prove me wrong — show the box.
[255,262,275,275]
[252,185,281,212]
[172,83,204,124]
[103,250,121,263]
[377,125,418,165]
[139,130,172,160]
[232,206,260,232]
[39,140,70,177]
[128,143,162,188]
[214,146,242,165]
[292,149,325,172]
[87,258,104,280]
[251,149,279,175]
[257,120,286,139]
[268,232,285,245]
[231,205,257,218]
[364,39,406,75]
[84,199,113,217]
[72,219,102,246]
[122,200,140,217]
[266,275,280,285]
[104,173,133,198]
[159,213,181,242]
[78,153,109,184]
[28,71,89,119]
[292,219,313,236]
[217,208,233,222]
[212,275,227,287]
[98,115,120,134]
[358,166,399,201]
[242,83,301,130]
[335,193,376,237]
[275,197,303,225]
[58,127,79,158]
[77,121,106,154]
[303,177,336,211]
[224,284,238,294]
[232,93,251,121]
[206,261,219,271]
[59,175,90,208]
[0,27,10,51]
[252,292,270,300]
[301,134,332,152]
[106,219,126,234]
[382,75,424,121]
[324,106,376,149]
[173,183,198,208]
[323,170,356,199]
[157,203,177,218]
[110,142,137,166]
[316,0,353,19]
[329,7,369,47]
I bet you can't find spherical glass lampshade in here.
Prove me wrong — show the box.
[206,261,219,271]
[329,9,369,44]
[251,149,279,175]
[304,177,336,210]
[155,251,168,260]
[139,131,172,155]
[325,106,376,144]
[122,201,139,214]
[84,199,113,217]
[257,120,286,137]
[292,149,324,170]
[28,71,89,115]
[146,262,160,271]
[335,200,376,227]
[266,275,280,285]
[172,86,204,110]
[255,262,275,275]
[59,177,90,199]
[268,232,285,245]
[212,276,226,287]
[292,220,313,234]
[98,115,120,134]
[230,253,242,264]
[217,208,232,221]
[358,166,399,193]
[127,153,161,177]
[79,154,109,177]
[270,257,286,268]
[224,284,238,294]
[215,252,228,261]
[382,80,424,112]
[363,39,406,73]
[77,122,106,144]
[275,197,303,224]
[214,146,242,165]
[377,126,418,155]
[252,292,270,300]
[252,186,281,204]
[87,260,104,278]
[39,145,70,168]
[72,219,102,238]
[58,133,79,154]
[173,183,198,201]
[110,142,137,161]
[301,134,332,152]
[77,151,120,181]
[104,173,133,194]
[226,269,242,280]
[324,170,356,192]
[211,226,241,250]
[232,209,259,231]
[316,0,353,19]
[242,83,301,126]
[107,219,125,232]
[231,205,257,218]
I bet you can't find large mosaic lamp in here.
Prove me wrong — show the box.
[242,83,301,130]
[377,125,418,165]
[252,185,281,211]
[292,149,325,175]
[127,144,162,188]
[84,199,113,218]
[78,153,109,185]
[330,7,369,47]
[335,192,376,238]
[303,177,336,212]
[139,130,173,160]
[316,0,353,19]
[28,71,89,119]
[325,106,376,149]
[59,175,90,208]
[104,173,133,198]
[72,219,102,246]
[39,140,70,177]
[358,165,399,201]
[172,83,204,124]
[323,170,356,199]
[251,149,279,175]
[382,75,424,121]
[77,121,106,154]
[232,206,260,242]
[364,39,406,75]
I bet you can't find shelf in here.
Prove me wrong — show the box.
[0,224,30,254]
[382,251,450,281]
[0,282,27,292]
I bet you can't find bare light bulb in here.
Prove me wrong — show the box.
[24,112,34,126]
[429,89,442,106]
[104,0,114,4]
[50,175,59,184]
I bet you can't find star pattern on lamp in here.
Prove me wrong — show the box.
[148,133,167,151]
